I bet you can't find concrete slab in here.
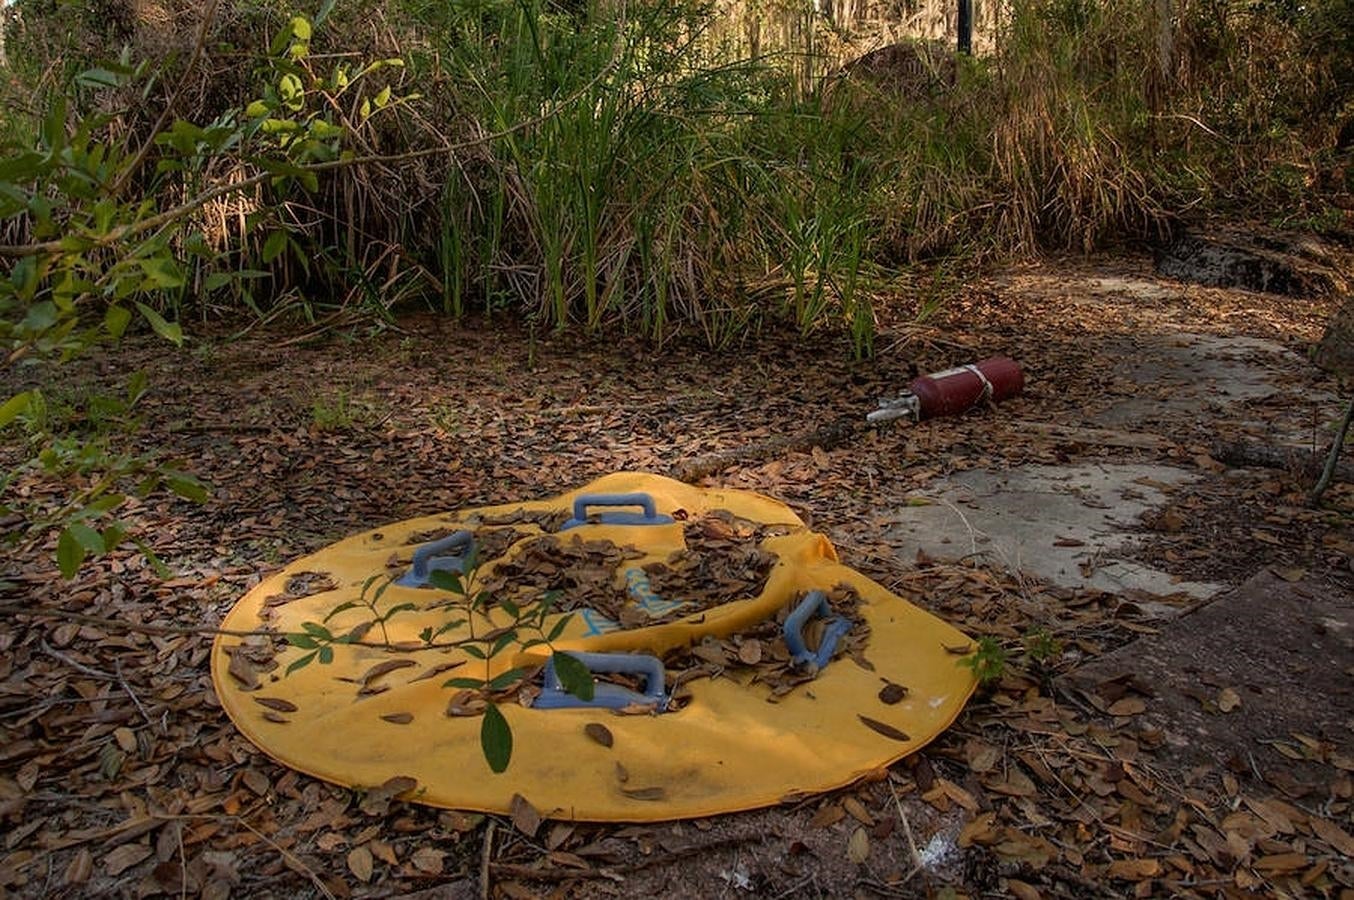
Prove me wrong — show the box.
[1064,570,1354,784]
[883,463,1224,601]
[1091,333,1295,429]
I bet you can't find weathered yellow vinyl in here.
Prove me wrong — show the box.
[211,472,976,822]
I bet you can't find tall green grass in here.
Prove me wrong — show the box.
[2,0,1348,355]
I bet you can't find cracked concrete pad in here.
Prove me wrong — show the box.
[1091,333,1301,429]
[1064,571,1354,784]
[884,463,1224,601]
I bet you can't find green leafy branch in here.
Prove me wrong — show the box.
[284,547,594,773]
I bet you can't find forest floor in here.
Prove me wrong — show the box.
[1,251,1353,899]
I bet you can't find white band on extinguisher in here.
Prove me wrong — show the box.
[962,364,994,402]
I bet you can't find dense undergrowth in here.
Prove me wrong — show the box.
[0,0,1349,360]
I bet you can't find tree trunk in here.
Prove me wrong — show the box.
[1315,295,1354,380]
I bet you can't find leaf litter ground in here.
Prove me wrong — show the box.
[1,254,1352,899]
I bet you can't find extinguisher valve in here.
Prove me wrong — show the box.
[867,393,921,424]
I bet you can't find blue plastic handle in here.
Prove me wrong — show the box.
[395,530,474,587]
[535,651,669,711]
[783,591,852,671]
[560,493,674,530]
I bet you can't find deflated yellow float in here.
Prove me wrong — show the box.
[212,472,976,822]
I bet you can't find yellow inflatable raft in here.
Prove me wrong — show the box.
[212,473,976,822]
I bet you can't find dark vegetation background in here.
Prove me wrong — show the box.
[1,0,1350,355]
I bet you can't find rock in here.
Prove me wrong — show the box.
[1155,228,1345,296]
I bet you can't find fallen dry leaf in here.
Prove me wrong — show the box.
[857,714,910,742]
[1107,697,1146,716]
[253,696,299,713]
[347,845,374,882]
[878,682,908,704]
[411,846,444,875]
[104,842,152,876]
[584,722,614,748]
[1218,687,1241,713]
[63,848,93,886]
[620,786,666,801]
[510,793,542,838]
[846,826,870,863]
[1310,816,1354,856]
[1253,851,1308,873]
[842,796,874,827]
[810,803,845,829]
[1106,857,1162,879]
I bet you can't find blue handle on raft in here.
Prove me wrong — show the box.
[560,493,674,530]
[395,530,475,587]
[783,591,852,671]
[535,651,669,711]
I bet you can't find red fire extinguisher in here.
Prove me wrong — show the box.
[868,357,1024,423]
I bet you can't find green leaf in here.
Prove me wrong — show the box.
[279,74,305,111]
[428,570,463,594]
[66,522,104,555]
[434,619,466,637]
[288,633,319,649]
[164,471,208,503]
[83,493,125,514]
[322,600,361,622]
[137,258,185,290]
[462,645,486,660]
[480,702,512,773]
[126,371,148,406]
[290,16,312,40]
[57,528,86,578]
[489,630,518,657]
[132,537,171,579]
[500,598,520,619]
[286,651,318,675]
[315,0,337,25]
[100,523,127,551]
[133,303,183,346]
[104,305,132,339]
[301,621,333,640]
[551,651,595,702]
[75,67,124,89]
[21,301,58,333]
[318,645,334,664]
[487,667,527,692]
[546,613,573,642]
[0,392,32,429]
[379,602,417,623]
[270,21,296,55]
[444,677,485,689]
[262,230,288,264]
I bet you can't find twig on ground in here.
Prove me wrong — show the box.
[116,658,159,733]
[888,779,924,877]
[39,640,117,681]
[489,835,761,882]
[480,819,495,900]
